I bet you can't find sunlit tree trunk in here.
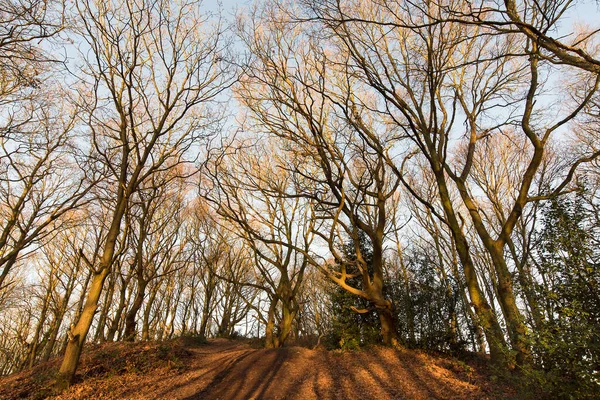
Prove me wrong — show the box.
[142,285,160,341]
[436,171,508,364]
[56,197,126,388]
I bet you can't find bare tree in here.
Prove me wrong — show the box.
[445,0,600,74]
[0,0,64,103]
[296,0,600,365]
[236,6,404,345]
[55,0,233,387]
[123,172,191,341]
[0,96,95,292]
[202,141,315,347]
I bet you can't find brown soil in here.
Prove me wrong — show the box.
[0,338,516,399]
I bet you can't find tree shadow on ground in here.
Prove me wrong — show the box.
[168,344,483,400]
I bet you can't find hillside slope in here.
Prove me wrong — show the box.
[0,338,516,399]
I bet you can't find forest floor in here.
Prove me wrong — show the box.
[0,337,520,400]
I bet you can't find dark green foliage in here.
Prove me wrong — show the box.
[326,232,472,353]
[328,289,380,350]
[326,233,381,350]
[530,195,600,398]
[390,249,469,353]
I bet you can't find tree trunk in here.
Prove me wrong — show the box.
[371,232,399,346]
[378,302,398,346]
[277,299,296,347]
[265,298,278,348]
[199,279,215,338]
[0,256,17,293]
[166,291,180,339]
[199,303,211,338]
[43,267,78,362]
[94,272,115,343]
[24,281,53,369]
[124,280,148,341]
[56,187,128,388]
[488,244,531,366]
[106,278,129,342]
[180,294,191,335]
[433,169,508,365]
[42,315,63,362]
[453,161,533,366]
[74,270,93,322]
[142,285,159,341]
[55,268,110,389]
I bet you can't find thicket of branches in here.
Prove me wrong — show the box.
[1,0,599,397]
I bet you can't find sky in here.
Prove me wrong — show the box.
[211,0,600,24]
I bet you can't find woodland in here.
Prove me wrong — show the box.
[0,0,599,398]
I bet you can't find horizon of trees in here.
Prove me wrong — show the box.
[1,0,599,397]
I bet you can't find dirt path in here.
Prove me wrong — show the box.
[0,339,509,399]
